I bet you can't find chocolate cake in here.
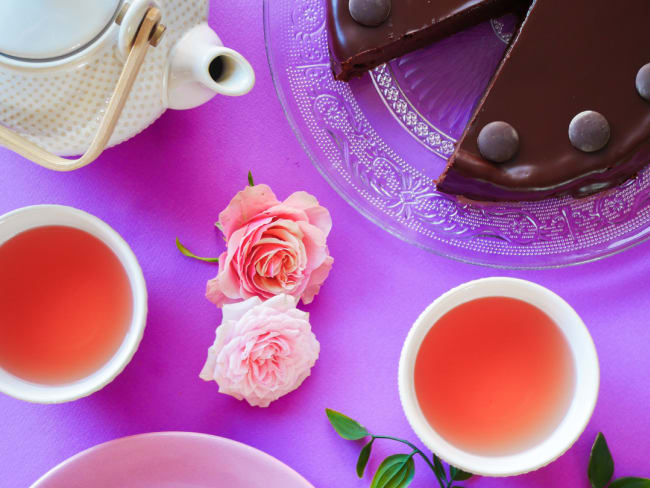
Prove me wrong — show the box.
[327,0,524,81]
[327,0,650,201]
[438,0,650,200]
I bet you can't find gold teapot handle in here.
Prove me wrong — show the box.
[0,7,164,171]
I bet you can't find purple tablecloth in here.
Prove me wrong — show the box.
[1,2,649,487]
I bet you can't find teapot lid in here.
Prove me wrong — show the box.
[0,0,121,61]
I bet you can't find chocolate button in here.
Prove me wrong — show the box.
[568,111,610,152]
[636,63,650,101]
[477,121,519,163]
[349,0,391,27]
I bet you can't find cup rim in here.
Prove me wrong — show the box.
[0,205,147,403]
[398,277,599,477]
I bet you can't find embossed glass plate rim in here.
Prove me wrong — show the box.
[262,0,650,269]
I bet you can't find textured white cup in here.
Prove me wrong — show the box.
[398,277,599,477]
[0,205,147,403]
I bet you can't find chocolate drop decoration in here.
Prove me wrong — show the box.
[477,121,519,163]
[568,111,610,153]
[636,63,650,101]
[348,0,391,27]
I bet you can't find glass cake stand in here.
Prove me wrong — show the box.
[264,0,650,268]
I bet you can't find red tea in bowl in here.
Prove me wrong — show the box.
[414,296,575,456]
[0,226,132,385]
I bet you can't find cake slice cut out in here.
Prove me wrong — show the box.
[327,0,525,81]
[438,0,650,200]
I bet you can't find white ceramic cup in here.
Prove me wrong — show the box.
[398,277,599,477]
[0,205,147,403]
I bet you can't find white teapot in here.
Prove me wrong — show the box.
[0,0,255,171]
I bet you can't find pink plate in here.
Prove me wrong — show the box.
[31,432,314,488]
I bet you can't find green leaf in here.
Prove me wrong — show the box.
[432,454,446,482]
[175,238,219,263]
[248,170,254,187]
[589,433,615,488]
[370,454,415,488]
[357,439,373,478]
[609,478,650,488]
[451,466,473,481]
[325,409,369,440]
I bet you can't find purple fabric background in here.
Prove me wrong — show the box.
[1,2,649,486]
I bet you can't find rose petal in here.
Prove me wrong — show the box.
[218,185,281,239]
[301,254,334,304]
[264,293,300,313]
[222,296,262,323]
[199,346,218,381]
[296,221,328,271]
[283,192,332,236]
[205,252,239,307]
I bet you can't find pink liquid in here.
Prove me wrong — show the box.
[414,297,575,455]
[0,226,132,384]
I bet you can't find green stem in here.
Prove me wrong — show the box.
[176,238,219,263]
[372,435,445,488]
[441,457,453,488]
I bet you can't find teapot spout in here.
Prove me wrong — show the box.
[164,23,255,110]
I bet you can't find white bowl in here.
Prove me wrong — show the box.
[398,277,599,477]
[0,205,147,403]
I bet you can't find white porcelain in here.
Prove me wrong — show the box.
[0,205,147,404]
[164,23,255,109]
[398,277,599,477]
[0,0,255,158]
[0,1,120,60]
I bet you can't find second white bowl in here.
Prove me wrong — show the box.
[0,205,147,404]
[398,277,599,477]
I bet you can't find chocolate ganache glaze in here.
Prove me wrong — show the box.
[327,0,650,201]
[327,0,524,81]
[438,0,650,200]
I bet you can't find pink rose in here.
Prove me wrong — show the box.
[199,294,320,407]
[206,184,333,307]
